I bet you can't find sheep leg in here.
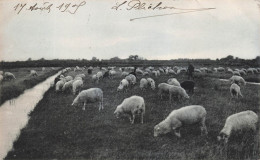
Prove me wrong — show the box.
[131,114,135,124]
[82,102,86,111]
[141,112,144,124]
[239,91,243,98]
[174,129,181,138]
[200,117,208,135]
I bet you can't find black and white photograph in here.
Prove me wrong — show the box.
[0,0,259,159]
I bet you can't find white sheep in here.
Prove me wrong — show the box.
[64,76,73,82]
[147,78,156,90]
[154,105,208,137]
[72,80,83,95]
[125,74,136,85]
[55,80,65,92]
[152,70,158,77]
[217,110,258,143]
[96,71,103,80]
[140,78,148,90]
[167,78,181,86]
[75,74,86,79]
[230,83,243,98]
[109,70,117,79]
[158,83,173,99]
[230,75,246,86]
[92,75,98,83]
[4,72,16,81]
[114,95,145,124]
[121,71,129,77]
[169,86,189,101]
[0,71,3,75]
[62,80,74,92]
[71,88,103,111]
[29,70,38,77]
[117,79,129,92]
[74,76,83,81]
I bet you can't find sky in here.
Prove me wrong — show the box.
[0,0,259,61]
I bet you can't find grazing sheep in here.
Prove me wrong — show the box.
[180,81,195,93]
[147,78,156,90]
[117,79,129,92]
[125,74,136,85]
[0,71,3,75]
[158,83,173,99]
[114,95,145,124]
[103,71,110,79]
[29,70,38,77]
[230,83,243,98]
[121,71,129,77]
[55,80,65,92]
[233,71,241,76]
[75,74,86,79]
[65,76,73,82]
[92,75,98,83]
[72,80,83,95]
[154,105,208,137]
[109,70,116,79]
[217,110,258,143]
[72,88,103,111]
[143,71,150,76]
[169,86,189,101]
[167,78,180,86]
[152,70,158,77]
[230,75,246,86]
[96,71,103,80]
[62,80,74,93]
[140,78,148,90]
[4,72,16,81]
[74,76,83,81]
[239,70,247,76]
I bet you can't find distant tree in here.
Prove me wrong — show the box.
[39,58,45,61]
[92,57,99,61]
[27,58,32,61]
[110,56,121,61]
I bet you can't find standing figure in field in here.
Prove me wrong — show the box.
[187,62,195,80]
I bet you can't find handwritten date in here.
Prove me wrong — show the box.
[14,1,86,14]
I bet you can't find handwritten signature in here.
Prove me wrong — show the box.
[14,1,86,14]
[112,0,215,21]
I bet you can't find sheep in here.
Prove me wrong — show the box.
[114,95,145,124]
[121,71,129,77]
[140,78,148,90]
[180,80,195,93]
[230,75,246,86]
[64,76,73,82]
[169,86,189,101]
[109,70,116,79]
[29,70,38,77]
[154,105,208,137]
[147,78,156,90]
[239,70,247,76]
[74,76,83,81]
[230,83,243,98]
[71,88,103,111]
[158,83,173,99]
[96,71,103,80]
[152,70,158,77]
[125,74,136,85]
[75,74,86,79]
[55,80,65,92]
[42,67,45,71]
[233,71,241,76]
[4,72,16,81]
[167,78,180,86]
[103,71,110,79]
[117,79,129,92]
[62,80,74,93]
[143,71,150,76]
[217,110,258,143]
[72,80,83,95]
[92,75,98,83]
[0,71,3,75]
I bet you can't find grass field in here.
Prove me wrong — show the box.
[5,68,260,160]
[0,67,61,105]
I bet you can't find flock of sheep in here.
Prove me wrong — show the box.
[0,67,56,83]
[53,65,259,145]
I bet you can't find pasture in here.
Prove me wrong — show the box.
[5,67,260,159]
[0,67,61,105]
